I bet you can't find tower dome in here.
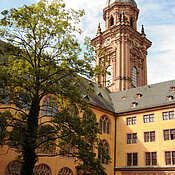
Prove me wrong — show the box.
[106,0,137,7]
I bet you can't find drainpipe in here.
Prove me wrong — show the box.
[114,113,117,175]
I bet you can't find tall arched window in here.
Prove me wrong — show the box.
[100,115,110,134]
[41,97,58,117]
[58,167,73,175]
[106,65,113,87]
[34,164,52,175]
[130,17,133,27]
[132,66,138,87]
[98,140,110,165]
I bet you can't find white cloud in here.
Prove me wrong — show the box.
[41,0,175,85]
[147,25,175,84]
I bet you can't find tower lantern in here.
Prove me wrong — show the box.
[92,0,152,92]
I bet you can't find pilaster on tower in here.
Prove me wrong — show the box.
[92,0,152,92]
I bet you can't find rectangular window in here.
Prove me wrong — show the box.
[170,129,175,140]
[172,151,175,165]
[143,115,149,123]
[144,131,155,142]
[132,117,137,124]
[143,114,155,123]
[163,111,174,120]
[163,112,169,120]
[150,131,155,142]
[132,133,137,143]
[152,152,157,165]
[127,133,137,144]
[145,152,157,166]
[164,129,175,141]
[127,134,132,144]
[164,130,170,141]
[149,114,155,122]
[169,111,174,119]
[144,132,149,142]
[133,153,138,166]
[127,153,138,166]
[126,117,137,125]
[146,152,151,165]
[165,151,175,165]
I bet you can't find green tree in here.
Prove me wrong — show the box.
[0,0,110,174]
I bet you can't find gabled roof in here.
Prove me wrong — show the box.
[109,79,175,113]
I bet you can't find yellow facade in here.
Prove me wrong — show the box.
[0,105,115,175]
[116,105,175,174]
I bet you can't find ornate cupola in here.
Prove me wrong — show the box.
[92,0,152,92]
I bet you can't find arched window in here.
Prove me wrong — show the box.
[58,167,73,175]
[98,140,110,165]
[41,97,58,117]
[130,17,133,27]
[34,164,52,175]
[100,115,110,134]
[132,66,138,87]
[109,16,114,26]
[106,65,113,86]
[5,160,22,175]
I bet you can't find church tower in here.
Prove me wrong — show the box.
[92,0,152,92]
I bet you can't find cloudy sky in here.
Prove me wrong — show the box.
[1,0,175,85]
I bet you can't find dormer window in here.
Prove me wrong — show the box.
[97,92,103,98]
[167,96,173,102]
[136,93,142,99]
[122,96,126,100]
[132,102,137,108]
[170,87,175,92]
[83,95,90,101]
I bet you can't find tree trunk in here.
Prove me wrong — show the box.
[20,94,40,175]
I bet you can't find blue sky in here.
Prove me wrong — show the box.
[1,0,175,85]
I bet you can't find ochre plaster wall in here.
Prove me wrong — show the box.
[0,105,115,175]
[116,106,175,174]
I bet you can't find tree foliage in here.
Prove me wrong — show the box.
[0,0,110,174]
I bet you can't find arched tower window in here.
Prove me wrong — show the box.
[41,97,58,117]
[106,65,113,87]
[109,16,114,26]
[98,140,110,164]
[100,115,110,134]
[132,66,138,87]
[130,17,133,27]
[58,167,73,175]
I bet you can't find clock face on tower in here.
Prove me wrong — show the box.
[104,37,111,46]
